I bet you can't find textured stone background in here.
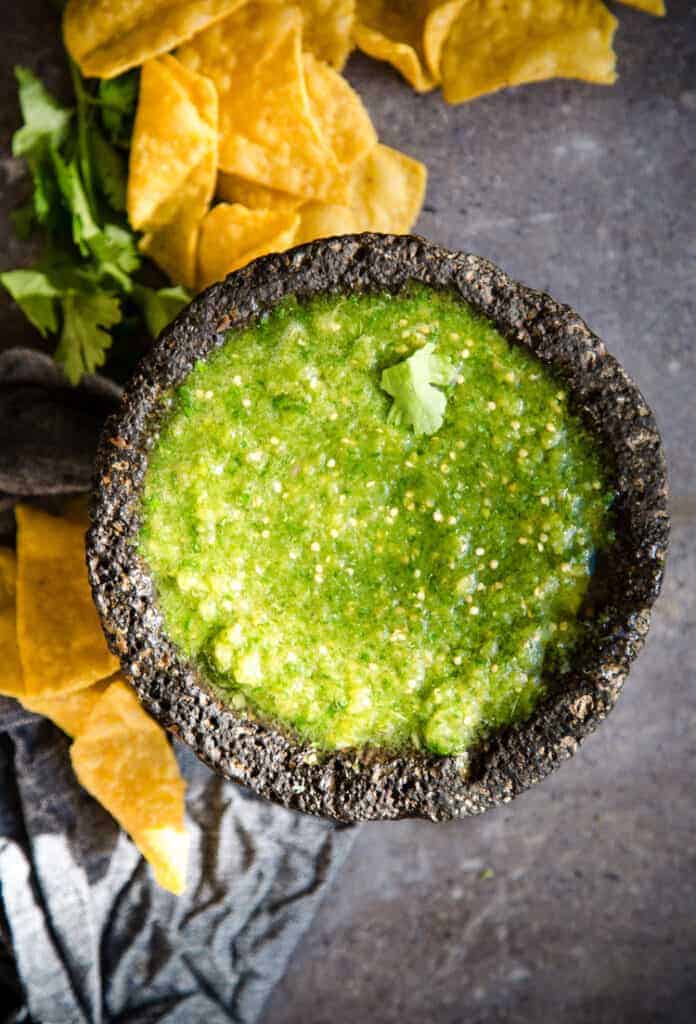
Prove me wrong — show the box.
[0,3,694,1023]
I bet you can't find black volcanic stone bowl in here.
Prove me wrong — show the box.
[87,234,669,822]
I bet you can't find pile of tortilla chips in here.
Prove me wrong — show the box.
[0,503,189,895]
[65,0,426,292]
[64,0,665,292]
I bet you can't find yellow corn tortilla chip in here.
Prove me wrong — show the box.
[139,156,212,289]
[217,173,303,213]
[422,1,466,81]
[617,0,665,12]
[178,4,346,202]
[71,679,189,894]
[0,548,16,605]
[16,505,119,697]
[304,53,377,171]
[298,0,356,70]
[0,548,23,699]
[21,676,113,738]
[295,143,427,243]
[441,0,618,105]
[128,55,217,233]
[354,0,454,92]
[197,203,299,290]
[64,0,250,79]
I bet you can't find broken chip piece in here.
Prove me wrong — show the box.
[0,548,23,699]
[353,0,451,92]
[197,202,299,289]
[71,677,189,894]
[295,143,427,243]
[441,0,618,105]
[15,505,119,697]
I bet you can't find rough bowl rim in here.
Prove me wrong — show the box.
[87,233,669,822]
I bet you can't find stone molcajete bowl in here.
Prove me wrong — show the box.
[87,234,669,822]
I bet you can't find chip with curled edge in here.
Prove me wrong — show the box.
[71,677,189,895]
[441,0,618,105]
[354,0,464,93]
[63,0,250,79]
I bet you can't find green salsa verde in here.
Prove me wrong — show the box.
[139,285,614,755]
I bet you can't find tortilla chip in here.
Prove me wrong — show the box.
[139,160,211,289]
[441,0,618,105]
[217,173,303,213]
[128,55,217,233]
[295,143,426,243]
[422,1,466,81]
[177,4,346,202]
[15,505,119,697]
[617,0,665,12]
[0,548,16,605]
[299,0,356,70]
[71,678,189,894]
[304,53,377,171]
[354,0,454,92]
[0,548,23,699]
[197,203,299,290]
[64,0,249,79]
[21,676,113,738]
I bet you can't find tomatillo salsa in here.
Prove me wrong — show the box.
[139,285,614,755]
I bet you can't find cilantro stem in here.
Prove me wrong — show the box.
[69,59,97,217]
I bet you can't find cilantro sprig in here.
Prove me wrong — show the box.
[381,342,456,436]
[1,65,189,384]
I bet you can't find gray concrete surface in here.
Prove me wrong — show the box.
[264,5,696,1023]
[0,3,694,1023]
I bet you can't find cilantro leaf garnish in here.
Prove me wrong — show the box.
[381,342,456,436]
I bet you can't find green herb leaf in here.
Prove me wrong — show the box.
[49,150,139,286]
[50,150,100,256]
[98,71,139,147]
[380,342,456,436]
[91,129,128,211]
[54,291,121,384]
[12,67,72,160]
[132,284,191,339]
[0,269,60,336]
